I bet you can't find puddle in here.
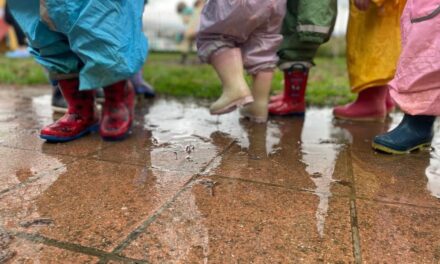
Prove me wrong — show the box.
[144,99,249,147]
[300,109,345,237]
[144,99,250,173]
[426,137,440,199]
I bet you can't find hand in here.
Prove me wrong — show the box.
[354,0,372,11]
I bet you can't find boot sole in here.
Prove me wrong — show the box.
[334,114,386,123]
[372,142,432,155]
[40,123,99,143]
[211,96,254,115]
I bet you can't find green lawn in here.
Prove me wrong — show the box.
[0,52,354,106]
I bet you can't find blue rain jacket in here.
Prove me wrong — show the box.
[8,0,148,91]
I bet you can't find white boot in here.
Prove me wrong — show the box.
[240,71,273,123]
[210,48,253,115]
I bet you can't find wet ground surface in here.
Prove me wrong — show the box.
[1,86,440,263]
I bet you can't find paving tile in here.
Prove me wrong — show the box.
[357,200,440,263]
[1,236,98,263]
[0,159,194,252]
[334,118,440,208]
[5,240,99,264]
[0,147,74,194]
[210,112,352,196]
[92,126,230,174]
[121,177,353,263]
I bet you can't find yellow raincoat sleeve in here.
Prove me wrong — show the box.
[347,0,406,93]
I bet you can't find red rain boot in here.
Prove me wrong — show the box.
[40,79,98,142]
[100,80,135,141]
[268,65,308,116]
[333,85,388,122]
[269,93,284,103]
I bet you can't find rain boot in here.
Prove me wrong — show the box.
[129,70,156,98]
[51,80,68,114]
[210,48,253,115]
[41,78,98,142]
[268,64,308,116]
[240,71,273,123]
[333,86,388,122]
[100,80,135,141]
[372,114,436,154]
[269,92,284,103]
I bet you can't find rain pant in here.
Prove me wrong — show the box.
[277,0,337,69]
[348,0,406,93]
[389,1,440,116]
[8,0,148,91]
[197,0,286,74]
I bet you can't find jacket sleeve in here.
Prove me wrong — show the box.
[297,0,338,44]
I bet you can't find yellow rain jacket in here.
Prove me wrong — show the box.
[347,0,406,93]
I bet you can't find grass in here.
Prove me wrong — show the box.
[0,50,354,107]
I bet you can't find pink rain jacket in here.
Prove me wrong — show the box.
[390,1,440,115]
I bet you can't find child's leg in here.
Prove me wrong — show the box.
[100,80,135,141]
[8,1,99,142]
[268,64,309,116]
[270,0,336,116]
[197,0,280,115]
[373,114,435,154]
[40,79,98,142]
[333,85,389,122]
[208,47,253,115]
[129,69,155,98]
[240,71,274,123]
[333,0,404,122]
[238,1,286,122]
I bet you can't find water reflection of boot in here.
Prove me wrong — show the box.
[240,120,268,161]
[333,118,391,151]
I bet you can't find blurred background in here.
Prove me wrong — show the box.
[0,1,354,107]
[143,0,349,51]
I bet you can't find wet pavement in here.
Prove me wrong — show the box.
[0,86,440,263]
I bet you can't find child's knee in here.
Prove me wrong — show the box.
[242,34,283,74]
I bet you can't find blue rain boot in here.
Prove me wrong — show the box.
[372,114,436,154]
[129,70,156,98]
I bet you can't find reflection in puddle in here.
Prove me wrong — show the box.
[144,99,250,172]
[144,100,249,147]
[426,138,440,199]
[300,109,344,237]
